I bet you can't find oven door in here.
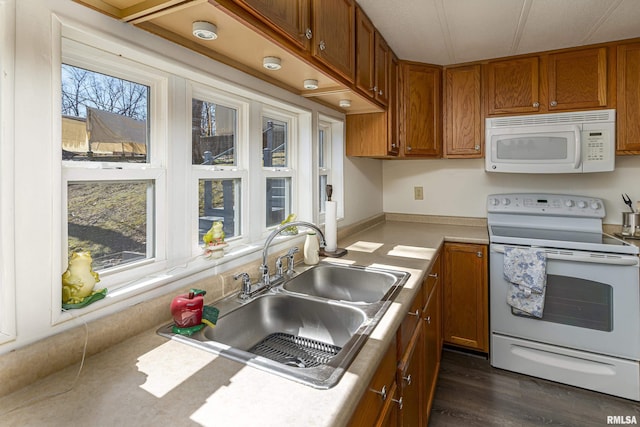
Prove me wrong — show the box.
[490,244,640,360]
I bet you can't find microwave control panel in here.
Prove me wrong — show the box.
[583,130,609,163]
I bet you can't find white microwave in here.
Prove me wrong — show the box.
[485,109,615,174]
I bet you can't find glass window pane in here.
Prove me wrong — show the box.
[192,98,237,166]
[266,177,291,227]
[319,175,328,213]
[319,128,326,168]
[199,179,241,242]
[262,117,288,167]
[68,181,153,271]
[61,64,149,163]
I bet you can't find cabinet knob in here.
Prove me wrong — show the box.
[425,315,431,324]
[474,145,480,151]
[407,146,412,151]
[319,40,326,51]
[550,100,558,107]
[305,28,312,40]
[378,89,383,96]
[533,101,540,108]
[391,143,397,148]
[403,374,412,385]
[392,396,403,410]
[476,251,483,258]
[370,385,387,401]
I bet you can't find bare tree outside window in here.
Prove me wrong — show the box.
[61,64,149,162]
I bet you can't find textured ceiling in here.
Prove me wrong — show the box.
[357,0,640,65]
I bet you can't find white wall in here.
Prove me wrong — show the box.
[343,157,384,223]
[383,156,640,224]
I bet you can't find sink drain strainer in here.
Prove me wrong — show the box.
[249,333,341,368]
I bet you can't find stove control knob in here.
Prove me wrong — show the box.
[564,200,575,208]
[577,201,588,209]
[501,198,511,206]
[591,201,601,210]
[489,198,499,206]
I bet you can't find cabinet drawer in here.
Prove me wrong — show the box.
[348,339,397,427]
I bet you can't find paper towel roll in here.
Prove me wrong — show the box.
[325,201,338,252]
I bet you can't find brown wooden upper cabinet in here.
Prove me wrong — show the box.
[400,61,442,157]
[617,42,640,154]
[234,0,311,50]
[486,47,609,115]
[444,64,482,158]
[548,47,608,111]
[312,0,356,82]
[355,6,389,106]
[486,56,540,115]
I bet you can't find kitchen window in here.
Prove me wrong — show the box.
[61,38,168,289]
[262,112,295,228]
[318,120,331,214]
[56,28,342,317]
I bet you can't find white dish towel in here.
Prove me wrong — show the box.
[503,246,547,318]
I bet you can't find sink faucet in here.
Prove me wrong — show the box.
[261,221,326,287]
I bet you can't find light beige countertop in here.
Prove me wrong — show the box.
[0,220,488,427]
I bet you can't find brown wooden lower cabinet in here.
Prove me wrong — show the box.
[442,242,488,352]
[349,252,444,426]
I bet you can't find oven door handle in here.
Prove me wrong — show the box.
[491,244,639,266]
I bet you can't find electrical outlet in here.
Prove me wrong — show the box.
[414,186,424,200]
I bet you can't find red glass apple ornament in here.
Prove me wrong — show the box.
[170,290,205,328]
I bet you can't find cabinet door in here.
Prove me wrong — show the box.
[443,243,488,352]
[348,340,398,427]
[235,0,310,50]
[355,6,375,97]
[312,0,355,82]
[617,43,640,154]
[400,62,442,157]
[387,53,400,154]
[374,32,390,105]
[486,57,540,114]
[444,64,482,158]
[398,321,423,427]
[548,47,607,111]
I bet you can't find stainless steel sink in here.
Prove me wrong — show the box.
[283,264,405,303]
[157,264,410,389]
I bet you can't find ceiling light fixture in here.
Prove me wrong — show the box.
[339,99,351,108]
[263,56,282,70]
[192,21,218,40]
[303,79,319,90]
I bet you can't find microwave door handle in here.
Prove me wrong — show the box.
[573,127,581,169]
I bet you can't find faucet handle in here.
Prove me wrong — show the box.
[286,247,299,274]
[286,247,300,256]
[233,272,252,297]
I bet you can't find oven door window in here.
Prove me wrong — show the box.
[512,274,613,331]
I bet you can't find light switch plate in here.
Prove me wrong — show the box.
[414,186,424,200]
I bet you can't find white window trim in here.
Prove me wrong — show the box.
[0,0,16,344]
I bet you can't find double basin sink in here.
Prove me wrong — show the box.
[157,263,410,389]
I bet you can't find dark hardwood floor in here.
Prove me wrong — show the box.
[429,349,640,426]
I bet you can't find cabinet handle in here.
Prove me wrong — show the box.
[392,396,404,410]
[403,374,412,385]
[550,100,558,107]
[533,101,540,108]
[408,309,420,317]
[319,40,326,51]
[305,28,312,40]
[370,385,387,401]
[425,315,431,324]
[428,273,438,278]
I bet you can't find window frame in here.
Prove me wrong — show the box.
[60,38,169,293]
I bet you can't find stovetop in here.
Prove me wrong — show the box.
[487,193,640,255]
